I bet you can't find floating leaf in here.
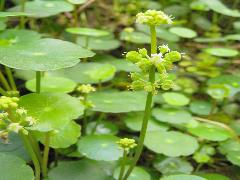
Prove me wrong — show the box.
[26,76,77,93]
[54,63,115,84]
[94,55,139,72]
[204,48,238,57]
[8,1,74,18]
[200,0,240,17]
[226,151,240,166]
[48,159,112,180]
[120,30,151,44]
[169,27,197,38]
[199,173,230,180]
[0,38,95,71]
[162,92,190,106]
[190,1,210,11]
[77,36,120,50]
[19,93,84,132]
[161,174,206,180]
[114,166,151,180]
[67,0,87,5]
[0,12,32,17]
[188,123,232,141]
[0,153,34,180]
[218,139,240,155]
[88,91,147,113]
[153,156,193,175]
[66,27,110,37]
[190,100,212,115]
[0,133,29,161]
[206,84,230,100]
[225,34,240,41]
[144,131,199,157]
[153,108,193,124]
[34,121,81,149]
[123,112,169,132]
[77,134,122,161]
[207,75,240,87]
[87,121,119,135]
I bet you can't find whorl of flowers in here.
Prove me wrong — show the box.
[77,84,96,94]
[136,10,173,26]
[126,45,182,93]
[117,138,137,152]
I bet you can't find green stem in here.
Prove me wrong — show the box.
[73,5,79,27]
[28,133,42,163]
[0,87,7,95]
[20,133,41,180]
[0,0,5,11]
[42,132,50,178]
[20,0,26,28]
[82,94,88,135]
[118,150,128,180]
[36,71,41,93]
[0,70,11,91]
[91,113,104,135]
[123,25,156,180]
[4,67,17,91]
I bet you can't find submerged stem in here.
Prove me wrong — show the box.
[123,25,157,180]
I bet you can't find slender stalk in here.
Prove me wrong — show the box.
[0,70,11,91]
[0,0,5,11]
[0,87,7,95]
[20,133,41,180]
[123,25,157,180]
[4,67,17,91]
[118,150,128,180]
[20,0,26,28]
[36,71,41,93]
[82,94,88,135]
[73,5,79,27]
[42,132,50,178]
[91,113,104,135]
[28,133,42,163]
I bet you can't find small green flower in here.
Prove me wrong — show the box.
[0,96,19,110]
[77,84,96,94]
[7,123,24,134]
[16,108,27,116]
[136,10,173,26]
[117,138,137,152]
[25,116,37,126]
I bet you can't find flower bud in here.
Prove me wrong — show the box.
[165,51,181,62]
[8,123,23,133]
[138,48,148,57]
[126,51,142,63]
[117,138,137,152]
[159,44,170,54]
[77,84,96,94]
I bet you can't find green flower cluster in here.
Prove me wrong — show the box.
[126,45,181,93]
[136,10,173,26]
[117,138,137,152]
[77,84,96,94]
[0,96,36,142]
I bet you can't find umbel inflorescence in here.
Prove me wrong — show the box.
[126,45,181,94]
[0,96,36,142]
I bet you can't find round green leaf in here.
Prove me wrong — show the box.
[162,92,190,106]
[0,153,34,180]
[144,131,199,157]
[0,133,29,161]
[88,91,147,113]
[114,166,151,180]
[26,76,77,93]
[188,123,232,141]
[77,134,122,161]
[207,75,240,87]
[0,12,32,17]
[204,48,238,57]
[169,27,197,38]
[206,84,230,100]
[94,55,139,72]
[225,34,240,41]
[0,38,95,71]
[48,159,112,180]
[66,27,110,37]
[123,112,169,132]
[200,0,240,17]
[34,121,81,148]
[161,174,206,180]
[87,121,119,135]
[67,0,87,5]
[153,156,193,175]
[190,100,212,115]
[19,93,84,132]
[152,108,194,124]
[226,151,240,166]
[77,36,120,50]
[120,31,151,44]
[54,63,115,84]
[8,1,74,18]
[0,29,41,47]
[199,173,230,180]
[218,139,240,155]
